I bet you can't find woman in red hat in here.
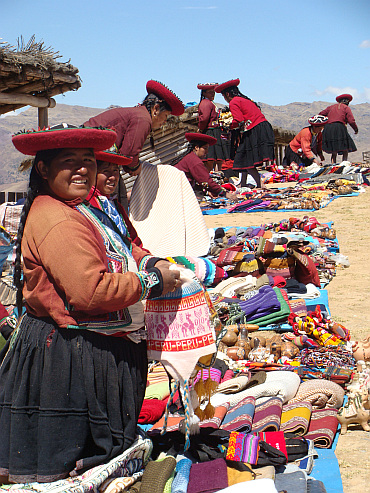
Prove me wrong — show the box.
[283,115,328,168]
[215,78,275,188]
[197,82,230,172]
[319,94,358,164]
[84,80,184,208]
[172,132,234,198]
[89,145,148,251]
[0,124,179,484]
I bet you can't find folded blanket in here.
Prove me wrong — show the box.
[140,456,176,493]
[144,381,171,400]
[216,375,251,394]
[214,478,278,493]
[211,369,301,408]
[304,408,339,448]
[288,380,345,409]
[138,398,167,424]
[280,401,312,435]
[221,396,255,432]
[247,287,291,326]
[251,396,283,432]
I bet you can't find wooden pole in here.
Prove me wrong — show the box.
[38,107,48,129]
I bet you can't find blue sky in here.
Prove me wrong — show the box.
[1,0,370,110]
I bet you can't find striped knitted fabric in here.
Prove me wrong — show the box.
[226,432,260,464]
[221,396,256,432]
[304,408,339,448]
[251,397,283,433]
[280,401,312,435]
[129,162,210,257]
[171,457,192,493]
[140,456,176,493]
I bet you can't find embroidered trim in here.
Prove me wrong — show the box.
[139,255,153,271]
[136,269,160,301]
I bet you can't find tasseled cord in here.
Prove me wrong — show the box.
[160,378,201,452]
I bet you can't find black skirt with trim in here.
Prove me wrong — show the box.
[233,120,275,170]
[205,127,231,161]
[321,122,357,154]
[0,314,147,483]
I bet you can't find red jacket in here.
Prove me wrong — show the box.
[84,106,152,169]
[174,152,222,196]
[319,103,358,132]
[198,99,218,132]
[289,127,322,159]
[229,96,267,131]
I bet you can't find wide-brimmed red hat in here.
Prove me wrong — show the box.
[336,93,353,103]
[185,132,217,146]
[146,80,184,116]
[308,115,329,127]
[12,123,117,156]
[95,144,133,166]
[215,78,240,93]
[197,82,218,91]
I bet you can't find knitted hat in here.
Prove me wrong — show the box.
[336,93,353,103]
[185,132,217,146]
[215,78,240,93]
[146,80,184,116]
[95,144,132,166]
[197,82,218,90]
[308,115,328,127]
[12,123,117,156]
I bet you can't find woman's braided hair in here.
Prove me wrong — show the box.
[221,86,261,109]
[142,93,172,149]
[14,149,60,317]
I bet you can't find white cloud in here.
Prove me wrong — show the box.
[314,86,363,101]
[360,40,370,49]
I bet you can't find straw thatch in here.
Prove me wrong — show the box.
[0,36,81,115]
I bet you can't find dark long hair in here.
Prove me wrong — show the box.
[170,140,206,167]
[221,86,261,109]
[142,93,172,149]
[14,149,61,317]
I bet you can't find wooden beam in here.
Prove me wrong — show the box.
[0,92,56,108]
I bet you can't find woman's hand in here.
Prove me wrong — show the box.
[156,263,181,295]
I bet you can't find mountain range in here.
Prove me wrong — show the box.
[0,101,368,186]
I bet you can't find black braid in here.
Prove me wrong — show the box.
[141,93,172,149]
[221,86,261,109]
[169,140,207,167]
[199,90,206,103]
[13,149,61,318]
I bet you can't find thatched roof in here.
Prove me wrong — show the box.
[0,36,81,115]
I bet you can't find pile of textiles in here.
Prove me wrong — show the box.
[200,175,365,214]
[260,162,300,184]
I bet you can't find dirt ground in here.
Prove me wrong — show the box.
[204,186,370,493]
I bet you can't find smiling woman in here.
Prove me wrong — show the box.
[0,123,180,485]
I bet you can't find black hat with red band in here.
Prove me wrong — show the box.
[215,78,240,93]
[185,132,217,146]
[146,80,184,116]
[12,123,117,156]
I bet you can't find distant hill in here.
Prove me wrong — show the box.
[0,101,368,185]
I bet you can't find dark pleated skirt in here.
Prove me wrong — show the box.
[0,314,147,483]
[205,127,231,161]
[233,121,275,170]
[321,122,357,154]
[283,145,313,167]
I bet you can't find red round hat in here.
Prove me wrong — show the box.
[197,82,218,91]
[336,93,353,103]
[215,78,240,93]
[12,123,117,156]
[185,132,217,146]
[146,80,184,116]
[95,144,133,166]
